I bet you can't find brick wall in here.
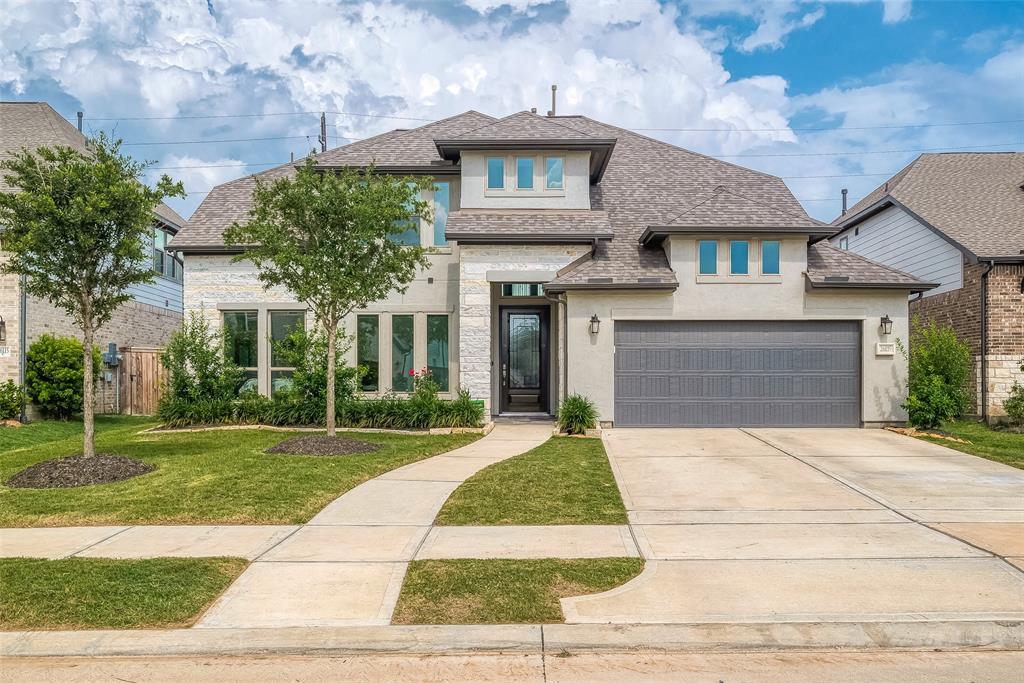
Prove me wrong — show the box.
[909,258,1023,418]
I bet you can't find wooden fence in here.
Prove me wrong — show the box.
[117,346,168,416]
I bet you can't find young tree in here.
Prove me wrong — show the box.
[0,133,184,456]
[224,158,433,436]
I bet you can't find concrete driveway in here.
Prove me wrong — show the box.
[563,428,1024,624]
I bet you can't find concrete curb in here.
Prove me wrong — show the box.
[3,621,1022,657]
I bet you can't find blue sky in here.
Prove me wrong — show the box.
[1,0,1022,221]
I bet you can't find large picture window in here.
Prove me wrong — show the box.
[223,311,258,394]
[357,315,380,392]
[391,314,415,392]
[269,311,304,396]
[427,315,449,392]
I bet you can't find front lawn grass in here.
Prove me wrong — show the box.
[912,420,1024,470]
[0,557,247,630]
[392,558,644,624]
[434,437,627,525]
[1,417,479,526]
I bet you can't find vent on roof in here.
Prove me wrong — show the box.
[638,277,663,283]
[587,277,613,284]
[823,276,850,282]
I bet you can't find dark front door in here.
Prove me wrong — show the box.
[499,307,549,414]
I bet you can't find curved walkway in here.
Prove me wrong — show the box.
[195,422,554,628]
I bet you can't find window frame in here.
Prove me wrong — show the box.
[839,236,849,250]
[390,314,416,394]
[486,156,506,190]
[153,226,183,283]
[760,240,781,276]
[432,181,450,247]
[729,240,750,276]
[426,314,450,393]
[697,240,718,276]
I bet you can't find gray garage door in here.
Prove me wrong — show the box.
[614,320,860,427]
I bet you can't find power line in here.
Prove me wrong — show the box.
[714,141,1021,158]
[87,109,434,122]
[122,134,362,146]
[633,118,1024,132]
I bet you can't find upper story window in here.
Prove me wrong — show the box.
[516,157,534,190]
[153,227,183,282]
[545,156,564,189]
[487,157,505,189]
[698,240,718,275]
[730,240,749,275]
[433,181,450,247]
[761,240,781,275]
[389,182,422,246]
[839,236,849,250]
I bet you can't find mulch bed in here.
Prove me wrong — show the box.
[6,454,156,489]
[266,435,382,457]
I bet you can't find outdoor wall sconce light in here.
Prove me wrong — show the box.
[0,316,6,343]
[880,314,893,336]
[589,314,601,335]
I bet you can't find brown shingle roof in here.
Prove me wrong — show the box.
[448,110,594,141]
[835,152,1024,259]
[445,209,612,243]
[805,241,937,291]
[172,111,495,249]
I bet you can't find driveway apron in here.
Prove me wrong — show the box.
[563,427,1024,624]
[196,423,551,628]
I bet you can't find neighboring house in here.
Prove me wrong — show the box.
[0,101,186,413]
[170,110,934,428]
[830,153,1024,420]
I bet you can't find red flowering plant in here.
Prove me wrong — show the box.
[410,367,439,400]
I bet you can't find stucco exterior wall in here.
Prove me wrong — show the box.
[459,150,591,210]
[565,236,912,426]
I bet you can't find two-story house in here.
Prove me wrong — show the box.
[830,153,1024,421]
[0,101,186,413]
[170,110,934,427]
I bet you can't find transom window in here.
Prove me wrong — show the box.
[516,157,534,190]
[545,157,563,189]
[761,240,781,275]
[487,157,505,190]
[698,240,718,275]
[730,240,749,275]
[501,283,544,297]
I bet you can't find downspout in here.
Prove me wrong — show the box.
[980,260,995,422]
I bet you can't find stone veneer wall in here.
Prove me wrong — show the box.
[182,254,298,326]
[457,244,589,418]
[910,259,1023,419]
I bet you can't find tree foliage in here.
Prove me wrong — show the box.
[901,319,973,429]
[224,157,433,435]
[0,133,184,453]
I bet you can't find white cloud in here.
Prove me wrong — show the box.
[882,0,912,24]
[739,6,826,52]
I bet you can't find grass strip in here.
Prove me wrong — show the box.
[0,556,248,630]
[392,558,644,624]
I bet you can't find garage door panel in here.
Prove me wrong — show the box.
[614,321,860,427]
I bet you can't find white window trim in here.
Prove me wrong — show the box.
[483,153,566,197]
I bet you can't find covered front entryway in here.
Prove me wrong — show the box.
[614,320,860,427]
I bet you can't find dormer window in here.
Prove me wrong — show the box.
[545,156,564,189]
[516,157,534,190]
[487,157,505,189]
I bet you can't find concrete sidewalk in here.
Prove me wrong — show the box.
[563,428,1024,625]
[196,422,554,629]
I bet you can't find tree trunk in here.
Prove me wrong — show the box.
[82,323,96,457]
[325,321,337,438]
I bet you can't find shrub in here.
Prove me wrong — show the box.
[900,320,973,430]
[0,380,23,420]
[25,335,101,419]
[1004,358,1024,426]
[270,328,359,411]
[557,393,598,435]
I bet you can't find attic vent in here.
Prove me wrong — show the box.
[713,185,726,193]
[587,277,613,284]
[823,276,850,282]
